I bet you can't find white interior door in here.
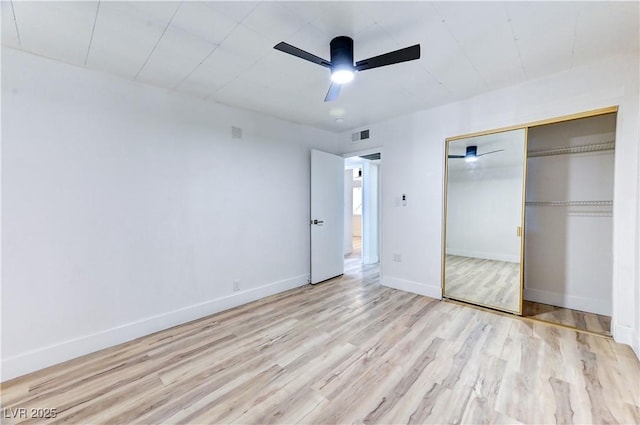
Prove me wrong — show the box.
[311,149,344,284]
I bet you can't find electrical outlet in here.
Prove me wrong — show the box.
[233,280,240,291]
[393,254,402,262]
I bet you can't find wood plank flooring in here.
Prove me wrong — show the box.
[1,258,638,424]
[445,255,612,335]
[345,236,363,274]
[523,300,611,336]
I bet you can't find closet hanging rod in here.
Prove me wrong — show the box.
[528,141,615,158]
[525,200,613,207]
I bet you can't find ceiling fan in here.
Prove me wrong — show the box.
[448,146,504,163]
[273,36,420,102]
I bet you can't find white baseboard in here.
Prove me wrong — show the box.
[611,324,640,362]
[613,323,634,349]
[381,275,442,299]
[524,288,611,316]
[1,274,309,382]
[633,328,640,362]
[446,249,519,263]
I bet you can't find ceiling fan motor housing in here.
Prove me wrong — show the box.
[330,36,354,70]
[466,146,478,156]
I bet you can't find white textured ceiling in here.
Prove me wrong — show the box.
[2,1,638,132]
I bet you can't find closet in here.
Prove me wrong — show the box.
[442,107,617,335]
[523,113,616,335]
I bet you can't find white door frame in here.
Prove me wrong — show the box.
[362,161,380,264]
[343,147,384,270]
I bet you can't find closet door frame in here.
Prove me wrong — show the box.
[441,105,619,317]
[442,128,528,314]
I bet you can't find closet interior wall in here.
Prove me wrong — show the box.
[524,113,617,318]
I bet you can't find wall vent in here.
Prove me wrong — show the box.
[359,152,381,161]
[351,129,370,142]
[231,126,243,139]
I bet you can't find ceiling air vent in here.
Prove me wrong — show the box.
[351,129,370,142]
[231,126,243,139]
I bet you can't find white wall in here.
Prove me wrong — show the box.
[447,166,523,262]
[525,115,616,316]
[1,49,338,380]
[636,129,640,360]
[338,53,640,354]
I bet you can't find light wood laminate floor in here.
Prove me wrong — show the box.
[445,255,521,312]
[523,300,611,336]
[348,236,362,256]
[444,254,612,335]
[1,262,638,424]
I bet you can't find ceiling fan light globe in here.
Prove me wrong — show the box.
[465,156,478,163]
[331,69,354,84]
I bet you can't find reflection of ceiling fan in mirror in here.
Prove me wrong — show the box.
[448,145,504,163]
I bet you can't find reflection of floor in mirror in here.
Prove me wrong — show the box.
[523,300,611,336]
[445,255,520,312]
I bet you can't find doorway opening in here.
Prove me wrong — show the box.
[344,152,381,274]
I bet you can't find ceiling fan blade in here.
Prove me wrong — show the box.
[324,83,341,102]
[448,155,465,159]
[355,44,420,71]
[274,42,332,68]
[478,149,505,156]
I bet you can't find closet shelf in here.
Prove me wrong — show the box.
[525,200,613,207]
[528,141,615,158]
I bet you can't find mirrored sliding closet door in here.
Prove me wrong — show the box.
[443,128,526,314]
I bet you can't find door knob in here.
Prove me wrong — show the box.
[311,219,324,225]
